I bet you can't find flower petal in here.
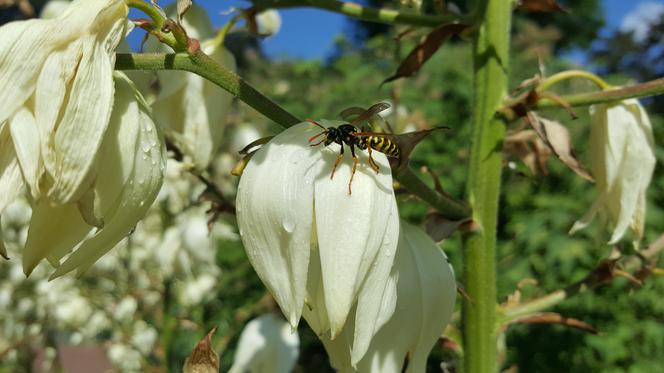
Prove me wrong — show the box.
[46,39,116,203]
[350,198,399,364]
[35,40,84,177]
[313,120,397,337]
[9,108,43,200]
[50,72,164,278]
[22,200,92,275]
[0,19,54,125]
[360,222,456,372]
[237,122,324,327]
[0,123,24,213]
[228,314,299,373]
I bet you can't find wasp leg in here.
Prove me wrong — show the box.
[330,145,344,180]
[366,145,380,174]
[348,145,359,195]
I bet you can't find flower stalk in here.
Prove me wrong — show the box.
[461,0,511,372]
[251,0,470,27]
[537,70,611,92]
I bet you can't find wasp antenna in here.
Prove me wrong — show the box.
[308,132,325,143]
[306,118,326,130]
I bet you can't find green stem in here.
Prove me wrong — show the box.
[124,0,164,24]
[124,0,186,52]
[252,0,470,27]
[462,0,511,372]
[115,53,471,221]
[536,77,664,109]
[537,70,611,92]
[115,53,301,126]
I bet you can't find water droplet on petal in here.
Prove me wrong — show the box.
[283,220,295,233]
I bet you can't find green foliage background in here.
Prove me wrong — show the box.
[0,1,662,372]
[219,15,664,371]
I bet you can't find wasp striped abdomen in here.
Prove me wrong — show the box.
[361,136,401,158]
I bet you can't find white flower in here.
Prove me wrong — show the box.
[320,221,457,372]
[0,0,128,204]
[570,99,656,245]
[177,273,217,307]
[108,343,143,373]
[23,72,164,278]
[255,10,282,37]
[0,0,164,276]
[150,3,236,170]
[236,121,400,359]
[131,320,158,355]
[229,314,300,373]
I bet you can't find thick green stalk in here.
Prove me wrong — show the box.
[462,0,511,372]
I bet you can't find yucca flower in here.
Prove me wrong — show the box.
[0,0,128,204]
[30,72,164,278]
[229,314,300,373]
[149,3,236,171]
[321,221,457,372]
[0,1,166,276]
[570,98,656,245]
[236,120,400,361]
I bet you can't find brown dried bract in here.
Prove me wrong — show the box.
[383,23,469,84]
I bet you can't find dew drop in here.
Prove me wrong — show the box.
[283,220,295,233]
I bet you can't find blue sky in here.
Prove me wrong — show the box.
[130,0,663,59]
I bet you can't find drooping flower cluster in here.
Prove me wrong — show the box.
[0,0,166,277]
[571,98,656,245]
[0,155,237,371]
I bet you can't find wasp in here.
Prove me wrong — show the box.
[307,102,401,194]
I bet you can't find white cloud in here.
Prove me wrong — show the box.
[620,2,664,41]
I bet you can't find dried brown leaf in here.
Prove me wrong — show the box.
[183,328,219,373]
[383,23,468,84]
[505,129,553,176]
[386,127,450,172]
[509,312,597,334]
[517,0,568,12]
[238,135,274,155]
[424,212,470,242]
[526,112,594,182]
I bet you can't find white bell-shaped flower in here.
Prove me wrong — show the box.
[236,121,399,351]
[320,221,457,372]
[23,72,164,277]
[150,3,236,170]
[570,99,656,245]
[229,314,300,373]
[255,10,282,37]
[0,0,128,204]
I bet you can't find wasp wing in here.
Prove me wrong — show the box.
[348,102,391,126]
